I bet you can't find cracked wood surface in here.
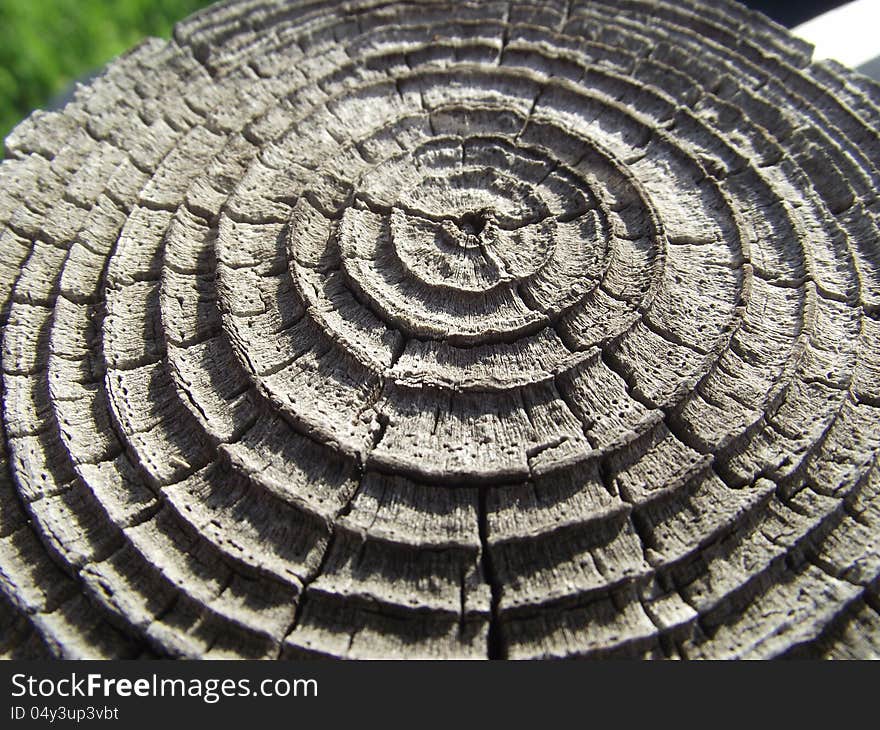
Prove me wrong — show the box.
[1,0,880,659]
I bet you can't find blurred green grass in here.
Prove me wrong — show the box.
[0,0,213,141]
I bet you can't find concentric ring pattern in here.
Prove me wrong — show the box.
[2,0,880,659]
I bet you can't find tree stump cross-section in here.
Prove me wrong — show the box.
[1,0,880,659]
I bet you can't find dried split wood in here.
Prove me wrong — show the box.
[1,0,879,660]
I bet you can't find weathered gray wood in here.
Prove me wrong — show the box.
[1,0,879,659]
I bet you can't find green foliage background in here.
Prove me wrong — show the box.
[0,0,213,141]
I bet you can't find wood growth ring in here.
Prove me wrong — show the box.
[1,0,879,659]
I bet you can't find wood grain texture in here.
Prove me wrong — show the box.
[1,0,879,659]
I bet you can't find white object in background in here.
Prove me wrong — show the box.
[791,0,880,78]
